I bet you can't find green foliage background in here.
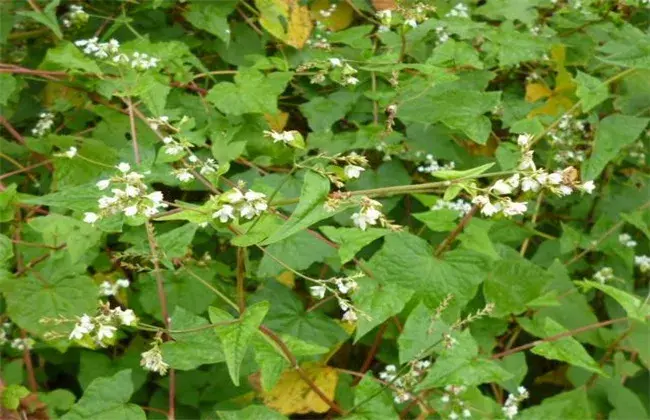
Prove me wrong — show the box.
[0,0,649,419]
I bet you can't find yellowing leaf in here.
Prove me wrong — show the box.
[44,82,86,108]
[525,83,552,103]
[264,111,290,131]
[310,0,354,31]
[372,0,397,10]
[276,270,295,288]
[256,0,313,49]
[528,95,574,118]
[262,364,338,415]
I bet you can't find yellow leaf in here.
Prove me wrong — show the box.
[262,364,339,415]
[528,95,574,118]
[372,0,397,10]
[264,111,289,131]
[276,270,295,288]
[44,82,86,108]
[525,83,552,103]
[310,0,354,31]
[256,0,313,49]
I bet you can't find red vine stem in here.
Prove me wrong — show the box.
[145,222,175,420]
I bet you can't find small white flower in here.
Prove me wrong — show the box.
[310,285,327,299]
[116,278,130,288]
[405,19,418,28]
[239,204,257,219]
[117,162,131,173]
[502,201,528,217]
[123,205,138,217]
[491,179,514,195]
[344,165,365,179]
[125,185,140,197]
[176,169,194,183]
[517,133,533,147]
[462,408,471,418]
[114,307,136,326]
[141,344,169,375]
[96,179,111,190]
[165,144,183,155]
[99,281,117,296]
[162,136,174,144]
[557,185,573,196]
[472,195,489,206]
[188,154,199,163]
[547,172,563,184]
[147,191,164,203]
[449,412,459,420]
[244,190,266,202]
[441,394,450,403]
[521,177,540,192]
[96,324,117,341]
[342,310,357,323]
[225,188,245,204]
[329,58,342,67]
[213,205,235,223]
[83,212,100,224]
[345,76,360,85]
[65,146,78,158]
[579,180,596,194]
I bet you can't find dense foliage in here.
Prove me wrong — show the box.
[1,0,649,418]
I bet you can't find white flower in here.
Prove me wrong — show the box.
[83,212,100,224]
[491,179,514,195]
[329,58,342,67]
[547,172,562,184]
[503,405,518,419]
[123,205,138,217]
[342,310,357,323]
[441,394,450,403]
[519,151,536,170]
[65,146,78,158]
[176,169,194,183]
[147,191,164,203]
[162,136,173,144]
[503,201,528,217]
[462,409,471,418]
[117,162,131,173]
[517,133,533,147]
[114,308,136,326]
[506,173,520,188]
[405,19,418,28]
[310,285,327,299]
[344,165,365,179]
[225,188,245,204]
[579,180,596,194]
[125,185,140,197]
[521,177,540,192]
[264,130,295,144]
[557,185,573,196]
[116,278,130,288]
[634,255,650,273]
[96,179,111,190]
[188,154,199,163]
[618,233,637,248]
[213,205,235,223]
[344,76,360,85]
[472,195,489,206]
[449,412,459,420]
[96,324,117,341]
[99,281,117,296]
[141,345,169,375]
[239,204,257,219]
[517,386,529,397]
[165,144,183,155]
[244,190,266,202]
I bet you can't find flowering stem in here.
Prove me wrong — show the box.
[183,266,239,312]
[144,222,175,420]
[236,248,246,313]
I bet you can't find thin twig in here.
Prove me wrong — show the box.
[355,323,387,384]
[126,98,141,165]
[236,247,246,313]
[434,205,478,257]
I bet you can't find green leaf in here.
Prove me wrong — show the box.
[575,71,608,112]
[621,210,650,240]
[208,301,270,386]
[353,276,414,342]
[21,183,103,213]
[160,307,225,370]
[1,384,30,410]
[140,79,171,116]
[398,303,445,363]
[319,226,387,264]
[582,115,649,180]
[0,233,13,263]
[366,232,490,312]
[184,1,236,43]
[2,263,97,341]
[300,91,359,132]
[0,74,17,105]
[527,318,605,375]
[156,223,198,263]
[575,281,650,322]
[206,69,293,116]
[17,0,62,39]
[41,42,103,74]
[39,389,77,418]
[29,214,102,263]
[483,257,553,317]
[346,374,398,420]
[518,388,591,420]
[262,171,331,245]
[217,405,287,420]
[416,354,513,390]
[61,370,145,420]
[257,230,337,277]
[428,39,484,69]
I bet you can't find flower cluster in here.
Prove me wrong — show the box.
[379,361,431,404]
[31,112,55,137]
[635,255,650,273]
[441,385,472,419]
[54,146,78,159]
[431,199,473,217]
[141,337,169,375]
[435,25,451,43]
[619,233,637,248]
[593,267,614,284]
[68,303,137,347]
[306,21,332,50]
[417,153,456,175]
[502,387,529,419]
[83,163,167,223]
[74,38,159,70]
[263,130,304,149]
[340,152,368,180]
[211,187,268,223]
[10,337,35,351]
[318,2,337,18]
[472,133,595,218]
[309,272,363,322]
[446,3,470,18]
[627,140,646,166]
[62,5,89,28]
[376,10,392,32]
[547,115,589,165]
[351,197,385,230]
[99,278,130,297]
[398,2,436,29]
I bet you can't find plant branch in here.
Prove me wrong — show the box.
[434,205,478,257]
[126,97,141,165]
